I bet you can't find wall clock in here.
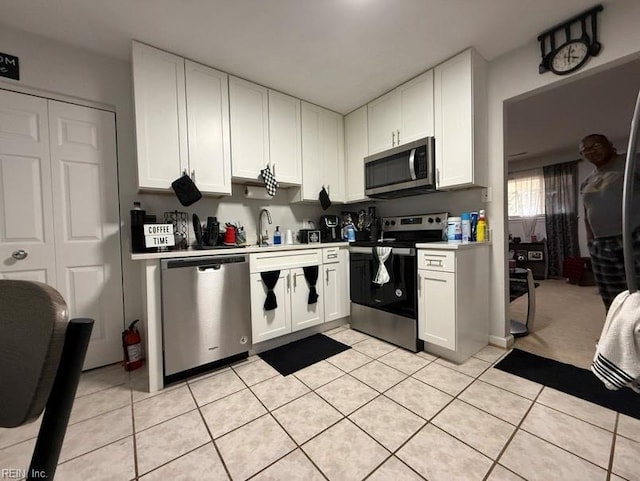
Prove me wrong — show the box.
[548,38,590,75]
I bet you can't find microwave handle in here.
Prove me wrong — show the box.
[408,148,417,180]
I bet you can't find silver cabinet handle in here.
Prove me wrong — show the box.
[12,249,28,260]
[191,170,195,182]
[293,272,298,289]
[397,129,400,144]
[182,169,188,176]
[286,273,290,290]
[436,167,440,185]
[391,131,395,146]
[326,267,329,284]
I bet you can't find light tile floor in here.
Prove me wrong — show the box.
[1,326,638,481]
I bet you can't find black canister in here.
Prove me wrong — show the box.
[205,217,220,246]
[130,202,146,253]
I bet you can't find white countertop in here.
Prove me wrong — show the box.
[131,242,350,260]
[415,241,492,250]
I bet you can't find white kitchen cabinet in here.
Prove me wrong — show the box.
[322,247,350,322]
[291,102,345,203]
[132,41,231,195]
[249,250,324,343]
[367,70,434,155]
[344,106,369,203]
[132,41,188,190]
[268,89,302,186]
[434,48,487,190]
[417,245,489,363]
[229,76,270,182]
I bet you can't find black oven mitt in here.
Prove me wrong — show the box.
[260,165,278,197]
[260,270,280,311]
[303,266,319,304]
[319,186,331,210]
[171,174,202,206]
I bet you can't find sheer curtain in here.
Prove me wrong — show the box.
[544,161,579,277]
[508,169,545,217]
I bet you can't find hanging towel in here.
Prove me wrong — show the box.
[260,270,280,311]
[303,266,319,304]
[373,247,392,286]
[260,165,278,197]
[591,290,640,393]
[319,186,331,210]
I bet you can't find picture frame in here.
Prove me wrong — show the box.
[528,251,543,261]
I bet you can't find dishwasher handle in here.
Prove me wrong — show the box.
[163,255,248,270]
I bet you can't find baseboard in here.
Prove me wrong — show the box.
[489,335,514,348]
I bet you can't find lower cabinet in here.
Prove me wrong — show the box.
[417,245,489,362]
[322,247,350,322]
[249,247,349,345]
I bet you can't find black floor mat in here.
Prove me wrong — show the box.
[258,333,350,376]
[495,348,640,419]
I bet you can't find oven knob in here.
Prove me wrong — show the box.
[385,221,390,226]
[427,217,434,223]
[435,217,441,223]
[390,220,396,226]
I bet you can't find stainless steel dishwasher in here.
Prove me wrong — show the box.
[161,254,251,382]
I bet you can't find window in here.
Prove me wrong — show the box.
[508,169,545,217]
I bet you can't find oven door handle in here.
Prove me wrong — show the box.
[408,148,417,180]
[349,246,415,256]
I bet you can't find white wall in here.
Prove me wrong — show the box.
[486,0,640,343]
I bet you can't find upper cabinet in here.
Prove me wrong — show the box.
[344,105,368,203]
[434,48,488,190]
[132,41,231,195]
[229,78,302,186]
[229,77,270,182]
[367,70,434,155]
[291,102,345,203]
[268,90,302,185]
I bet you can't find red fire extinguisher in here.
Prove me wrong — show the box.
[122,319,144,371]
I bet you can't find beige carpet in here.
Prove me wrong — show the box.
[509,279,607,369]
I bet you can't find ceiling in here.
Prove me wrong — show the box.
[0,0,604,115]
[3,0,634,162]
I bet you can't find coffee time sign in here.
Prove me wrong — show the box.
[144,224,175,248]
[0,53,19,80]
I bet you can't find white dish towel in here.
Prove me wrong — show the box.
[591,290,640,393]
[373,247,392,286]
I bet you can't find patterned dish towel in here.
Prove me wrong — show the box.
[260,165,278,197]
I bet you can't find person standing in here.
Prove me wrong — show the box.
[579,133,640,310]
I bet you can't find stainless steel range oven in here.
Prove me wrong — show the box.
[349,213,447,351]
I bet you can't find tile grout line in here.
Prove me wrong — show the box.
[605,413,620,481]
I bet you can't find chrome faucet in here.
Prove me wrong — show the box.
[258,208,272,246]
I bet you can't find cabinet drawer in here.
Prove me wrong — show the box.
[322,247,341,264]
[250,249,322,273]
[418,250,455,272]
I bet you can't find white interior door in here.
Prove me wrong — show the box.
[48,101,124,369]
[0,90,56,284]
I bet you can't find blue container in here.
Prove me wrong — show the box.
[470,212,479,241]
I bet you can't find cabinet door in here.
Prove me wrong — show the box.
[290,267,324,331]
[434,50,473,189]
[367,91,399,154]
[345,105,368,203]
[250,271,291,343]
[132,41,187,190]
[399,69,434,145]
[323,255,349,322]
[185,61,231,195]
[418,269,456,351]
[268,90,301,186]
[230,76,270,181]
[300,102,345,202]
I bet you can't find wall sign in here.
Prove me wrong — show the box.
[144,223,175,248]
[0,52,20,80]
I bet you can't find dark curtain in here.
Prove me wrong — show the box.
[543,161,580,277]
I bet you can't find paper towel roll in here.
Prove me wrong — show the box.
[244,185,274,199]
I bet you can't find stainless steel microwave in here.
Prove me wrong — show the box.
[364,137,436,199]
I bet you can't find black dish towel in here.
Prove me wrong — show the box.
[260,270,280,311]
[319,186,331,210]
[171,174,202,206]
[303,266,319,304]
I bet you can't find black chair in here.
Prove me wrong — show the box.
[0,280,93,480]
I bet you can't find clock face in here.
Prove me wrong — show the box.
[549,40,590,75]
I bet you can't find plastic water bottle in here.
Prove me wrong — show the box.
[273,226,282,245]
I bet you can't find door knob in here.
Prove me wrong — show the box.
[12,249,28,260]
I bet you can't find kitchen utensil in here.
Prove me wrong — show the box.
[192,213,203,246]
[205,217,219,246]
[223,226,236,245]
